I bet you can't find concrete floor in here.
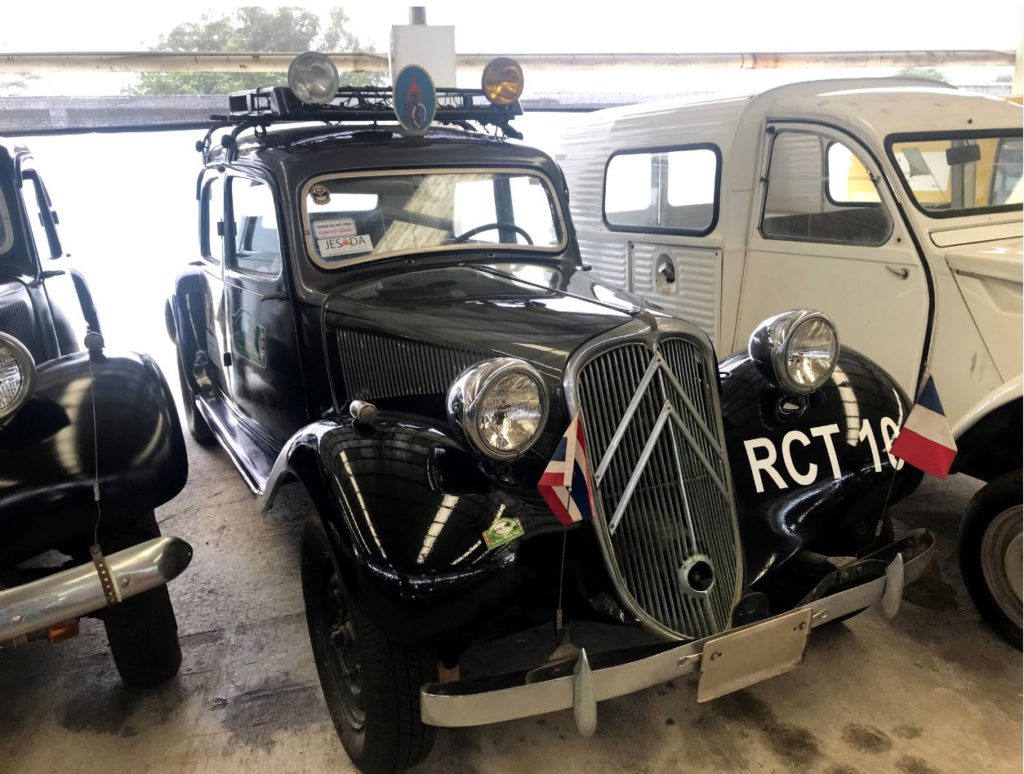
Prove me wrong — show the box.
[1,358,1021,773]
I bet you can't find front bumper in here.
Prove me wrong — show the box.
[0,536,193,644]
[421,529,934,731]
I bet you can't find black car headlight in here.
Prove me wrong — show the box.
[0,332,35,420]
[749,310,839,395]
[447,358,548,461]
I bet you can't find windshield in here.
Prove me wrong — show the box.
[887,132,1023,218]
[302,168,566,268]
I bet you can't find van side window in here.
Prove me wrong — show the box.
[761,131,891,245]
[229,177,282,276]
[604,146,719,235]
[202,177,224,264]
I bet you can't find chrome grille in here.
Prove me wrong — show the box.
[575,334,740,640]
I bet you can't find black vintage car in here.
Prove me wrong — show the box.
[0,139,192,685]
[168,55,935,773]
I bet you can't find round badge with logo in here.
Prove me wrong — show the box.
[393,65,437,136]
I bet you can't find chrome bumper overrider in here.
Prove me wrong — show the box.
[0,536,193,644]
[421,529,934,731]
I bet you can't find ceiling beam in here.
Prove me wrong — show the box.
[0,50,1014,74]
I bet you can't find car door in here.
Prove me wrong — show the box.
[735,124,930,395]
[223,173,305,445]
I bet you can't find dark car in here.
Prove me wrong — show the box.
[168,55,935,773]
[0,139,192,686]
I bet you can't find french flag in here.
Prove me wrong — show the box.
[890,373,958,478]
[537,415,595,526]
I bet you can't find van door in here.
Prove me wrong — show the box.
[735,124,929,395]
[223,174,305,446]
[603,145,723,342]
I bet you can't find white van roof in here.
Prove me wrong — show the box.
[563,78,1022,151]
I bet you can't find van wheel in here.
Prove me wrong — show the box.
[103,585,183,687]
[959,471,1022,649]
[301,519,436,773]
[175,355,215,446]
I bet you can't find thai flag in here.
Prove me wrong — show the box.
[890,372,958,478]
[537,415,595,526]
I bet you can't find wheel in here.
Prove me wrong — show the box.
[959,470,1022,649]
[175,354,215,446]
[301,519,436,773]
[103,585,183,687]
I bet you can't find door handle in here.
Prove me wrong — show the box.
[885,265,909,280]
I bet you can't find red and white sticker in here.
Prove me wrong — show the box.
[312,217,357,240]
[318,234,374,258]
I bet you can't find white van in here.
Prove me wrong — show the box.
[559,78,1023,645]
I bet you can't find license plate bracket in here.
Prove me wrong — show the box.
[697,607,812,703]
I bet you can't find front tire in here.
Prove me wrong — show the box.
[301,519,436,773]
[959,470,1022,649]
[103,585,183,686]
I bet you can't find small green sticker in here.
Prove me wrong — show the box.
[482,516,524,550]
[232,308,267,368]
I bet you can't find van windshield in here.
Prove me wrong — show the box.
[301,169,565,269]
[887,132,1023,218]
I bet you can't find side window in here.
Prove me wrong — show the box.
[202,177,224,264]
[761,131,891,245]
[604,146,718,234]
[229,178,282,276]
[21,171,60,260]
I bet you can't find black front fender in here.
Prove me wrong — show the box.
[719,347,921,585]
[0,351,188,565]
[262,416,559,642]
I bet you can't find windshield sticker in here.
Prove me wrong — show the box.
[319,234,374,258]
[312,217,357,240]
[310,184,331,205]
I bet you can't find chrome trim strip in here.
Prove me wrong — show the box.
[0,536,193,643]
[421,532,934,728]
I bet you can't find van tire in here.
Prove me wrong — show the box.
[959,470,1023,649]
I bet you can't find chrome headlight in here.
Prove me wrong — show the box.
[749,310,839,395]
[447,358,548,461]
[0,332,34,420]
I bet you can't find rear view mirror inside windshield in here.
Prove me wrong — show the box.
[946,144,982,166]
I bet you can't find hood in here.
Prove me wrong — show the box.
[945,241,1023,382]
[325,262,639,383]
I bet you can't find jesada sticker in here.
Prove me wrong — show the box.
[318,234,374,258]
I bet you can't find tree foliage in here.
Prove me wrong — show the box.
[131,6,378,95]
[896,66,949,84]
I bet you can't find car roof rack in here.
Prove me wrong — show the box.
[198,85,523,163]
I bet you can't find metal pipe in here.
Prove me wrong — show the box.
[0,50,1014,74]
[409,7,427,25]
[0,536,193,643]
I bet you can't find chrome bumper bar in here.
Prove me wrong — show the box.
[0,536,193,644]
[421,529,934,730]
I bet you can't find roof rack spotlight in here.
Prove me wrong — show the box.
[482,58,524,105]
[288,52,341,106]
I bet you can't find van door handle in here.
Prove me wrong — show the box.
[885,265,909,280]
